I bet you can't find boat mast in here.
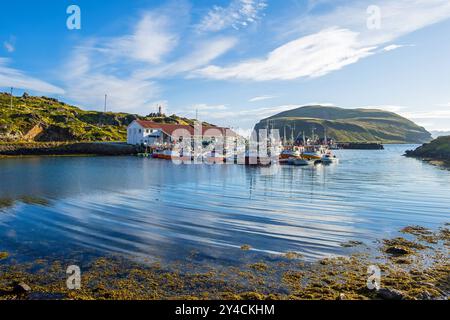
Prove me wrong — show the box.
[291,124,295,146]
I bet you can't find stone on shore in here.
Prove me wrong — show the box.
[13,282,31,294]
[377,288,404,300]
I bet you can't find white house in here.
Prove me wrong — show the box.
[127,120,164,145]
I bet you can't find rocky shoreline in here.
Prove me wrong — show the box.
[0,225,448,300]
[0,142,138,157]
[405,136,450,167]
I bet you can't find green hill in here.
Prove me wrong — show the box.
[405,136,450,160]
[254,105,432,144]
[0,92,207,142]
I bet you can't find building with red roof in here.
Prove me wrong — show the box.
[127,120,238,146]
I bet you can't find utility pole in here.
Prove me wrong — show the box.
[104,94,107,113]
[10,87,13,109]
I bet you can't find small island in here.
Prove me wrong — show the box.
[405,136,450,167]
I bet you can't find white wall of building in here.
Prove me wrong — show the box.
[127,121,162,145]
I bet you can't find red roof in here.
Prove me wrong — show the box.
[135,120,237,137]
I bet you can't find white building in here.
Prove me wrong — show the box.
[127,120,165,145]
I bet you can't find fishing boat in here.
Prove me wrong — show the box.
[287,157,314,166]
[152,149,192,162]
[279,148,301,164]
[301,145,323,161]
[152,149,174,160]
[320,151,339,164]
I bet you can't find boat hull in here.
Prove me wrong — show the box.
[287,158,313,166]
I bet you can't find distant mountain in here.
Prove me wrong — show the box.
[430,130,450,138]
[254,105,432,144]
[0,93,210,142]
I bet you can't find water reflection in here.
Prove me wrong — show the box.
[0,146,449,265]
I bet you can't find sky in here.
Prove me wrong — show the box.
[1,0,450,135]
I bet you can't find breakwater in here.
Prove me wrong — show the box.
[0,142,138,156]
[337,143,384,150]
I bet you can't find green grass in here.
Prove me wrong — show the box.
[406,136,450,159]
[0,93,207,143]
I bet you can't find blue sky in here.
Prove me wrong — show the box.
[1,0,450,134]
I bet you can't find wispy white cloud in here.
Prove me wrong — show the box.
[195,0,450,81]
[402,109,450,131]
[3,36,16,53]
[355,104,450,131]
[175,103,229,120]
[135,37,237,79]
[3,42,14,53]
[194,28,376,81]
[60,2,239,112]
[289,0,450,46]
[382,44,414,52]
[197,0,267,32]
[360,105,407,113]
[402,110,450,120]
[249,95,276,102]
[184,104,311,121]
[193,103,229,111]
[62,45,160,112]
[103,12,179,64]
[0,57,64,94]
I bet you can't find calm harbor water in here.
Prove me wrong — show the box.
[0,145,449,266]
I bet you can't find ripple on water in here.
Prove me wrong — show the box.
[0,145,449,264]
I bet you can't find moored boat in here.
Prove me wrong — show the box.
[321,152,339,164]
[152,149,192,162]
[287,157,314,166]
[279,148,301,164]
[301,145,323,161]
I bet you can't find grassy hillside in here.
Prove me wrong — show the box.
[0,92,206,142]
[255,105,432,144]
[405,136,450,159]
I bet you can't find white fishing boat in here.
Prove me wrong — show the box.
[321,152,339,164]
[287,157,314,166]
